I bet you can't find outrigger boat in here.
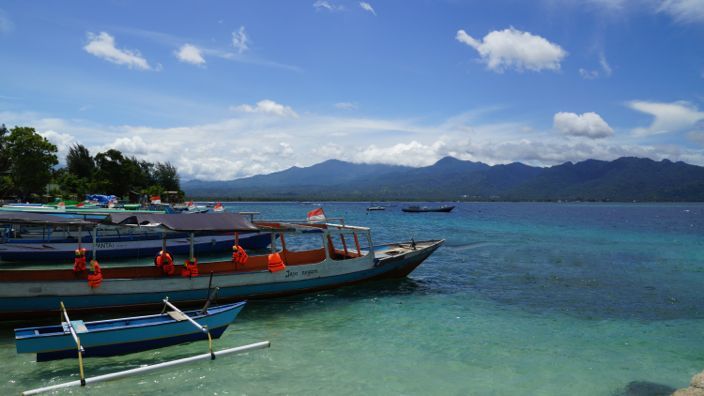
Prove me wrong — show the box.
[16,297,246,361]
[0,212,444,319]
[16,293,269,395]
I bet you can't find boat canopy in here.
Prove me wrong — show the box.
[0,212,96,226]
[103,213,259,232]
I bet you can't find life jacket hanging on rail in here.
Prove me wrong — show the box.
[181,257,199,277]
[73,248,87,272]
[87,260,102,288]
[232,245,248,265]
[154,250,175,275]
[268,252,286,272]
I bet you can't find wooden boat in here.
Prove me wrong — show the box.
[15,300,246,361]
[0,212,443,319]
[401,205,455,213]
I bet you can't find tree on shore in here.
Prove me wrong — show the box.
[66,143,95,179]
[4,126,58,200]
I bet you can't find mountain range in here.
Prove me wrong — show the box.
[182,157,704,201]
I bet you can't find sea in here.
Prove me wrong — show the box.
[2,202,703,395]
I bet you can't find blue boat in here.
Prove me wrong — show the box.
[15,300,246,361]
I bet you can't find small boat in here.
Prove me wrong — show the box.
[367,204,386,212]
[401,205,455,213]
[15,299,246,361]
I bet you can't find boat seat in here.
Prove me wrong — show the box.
[167,311,189,321]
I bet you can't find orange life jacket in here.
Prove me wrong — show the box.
[155,251,175,275]
[73,248,87,272]
[232,245,248,265]
[267,252,286,272]
[181,258,199,277]
[87,260,103,288]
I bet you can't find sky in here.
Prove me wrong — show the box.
[1,0,704,181]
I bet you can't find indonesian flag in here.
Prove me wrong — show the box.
[76,202,85,208]
[213,202,224,212]
[307,207,326,223]
[150,195,161,204]
[57,201,66,211]
[187,201,195,208]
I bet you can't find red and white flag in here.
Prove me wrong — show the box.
[306,207,326,223]
[213,202,224,212]
[76,202,85,208]
[150,195,161,204]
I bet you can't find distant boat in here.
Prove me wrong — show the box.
[213,202,225,213]
[401,205,455,213]
[366,205,385,211]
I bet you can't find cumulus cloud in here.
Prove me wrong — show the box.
[313,1,344,12]
[554,112,614,139]
[39,130,77,164]
[0,9,13,34]
[359,2,376,15]
[456,27,567,72]
[231,99,299,118]
[175,44,205,65]
[8,102,704,182]
[83,32,152,70]
[658,0,704,24]
[629,100,704,136]
[231,26,249,53]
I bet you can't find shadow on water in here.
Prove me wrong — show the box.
[613,381,676,396]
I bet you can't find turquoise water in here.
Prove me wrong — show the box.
[2,202,703,395]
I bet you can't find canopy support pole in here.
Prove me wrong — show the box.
[91,227,97,261]
[21,341,271,396]
[189,233,194,261]
[77,226,82,251]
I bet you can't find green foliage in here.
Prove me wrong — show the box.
[155,162,180,191]
[5,126,58,199]
[0,125,183,202]
[66,144,95,179]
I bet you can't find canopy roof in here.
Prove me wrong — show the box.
[0,212,96,227]
[103,212,259,232]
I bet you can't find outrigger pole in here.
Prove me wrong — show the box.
[21,341,271,396]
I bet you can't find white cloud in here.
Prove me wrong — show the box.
[0,9,13,34]
[313,1,344,12]
[39,130,77,164]
[553,112,614,139]
[599,53,612,76]
[7,102,704,182]
[456,27,567,72]
[231,99,299,118]
[335,102,358,110]
[175,44,206,65]
[658,0,704,24]
[231,26,249,53]
[83,32,152,70]
[360,2,377,15]
[629,100,704,136]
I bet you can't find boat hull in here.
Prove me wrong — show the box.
[0,240,443,319]
[15,302,245,361]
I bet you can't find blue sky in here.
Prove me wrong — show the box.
[1,0,704,180]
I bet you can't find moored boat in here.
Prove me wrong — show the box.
[401,205,455,213]
[0,212,444,319]
[15,300,246,361]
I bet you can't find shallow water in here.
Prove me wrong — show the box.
[2,202,703,395]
